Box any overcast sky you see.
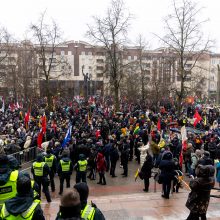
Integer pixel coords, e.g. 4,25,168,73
1,0,220,52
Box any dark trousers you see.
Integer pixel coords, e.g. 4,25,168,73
98,172,106,184
88,167,96,179
110,161,117,176
76,171,87,183
122,162,128,176
35,178,51,202
49,172,55,192
162,180,171,198
186,212,207,220
59,175,70,194
144,178,150,191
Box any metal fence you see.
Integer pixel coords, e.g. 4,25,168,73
9,147,37,166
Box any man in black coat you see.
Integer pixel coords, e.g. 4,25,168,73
110,143,119,177
140,152,153,192
159,151,175,199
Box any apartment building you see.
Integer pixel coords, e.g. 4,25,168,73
0,40,218,101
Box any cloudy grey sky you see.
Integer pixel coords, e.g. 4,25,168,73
1,0,220,51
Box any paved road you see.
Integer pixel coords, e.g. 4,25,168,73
23,160,220,220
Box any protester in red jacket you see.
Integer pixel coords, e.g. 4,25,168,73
96,150,107,185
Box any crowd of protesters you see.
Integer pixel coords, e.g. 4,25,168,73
0,96,220,219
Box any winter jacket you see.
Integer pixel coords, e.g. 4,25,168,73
198,156,213,166
96,153,106,173
110,147,119,162
150,141,160,155
186,168,215,214
159,152,175,182
57,156,73,176
140,154,153,179
3,195,45,220
191,153,199,170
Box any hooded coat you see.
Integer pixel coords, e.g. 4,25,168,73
3,195,45,220
186,165,215,214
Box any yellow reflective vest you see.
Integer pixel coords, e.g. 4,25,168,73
60,160,71,172
81,204,95,220
44,155,55,168
0,170,19,208
0,199,40,220
32,162,45,177
78,160,88,172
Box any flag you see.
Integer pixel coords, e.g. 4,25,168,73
0,98,5,113
179,126,188,168
204,115,207,126
16,102,20,110
193,110,202,127
62,124,72,148
133,124,140,135
51,120,57,133
24,109,30,129
134,168,140,181
37,129,44,148
157,118,161,131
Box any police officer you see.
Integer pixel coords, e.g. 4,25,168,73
0,173,45,220
57,150,73,195
44,148,57,192
75,154,88,183
74,182,105,220
0,155,19,210
31,154,51,202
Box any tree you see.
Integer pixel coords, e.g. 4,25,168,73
87,0,132,111
30,12,69,110
157,0,211,114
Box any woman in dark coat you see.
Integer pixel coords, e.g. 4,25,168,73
140,151,153,192
186,165,215,220
159,151,175,199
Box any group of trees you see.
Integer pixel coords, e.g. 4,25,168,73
0,0,211,113
88,0,211,113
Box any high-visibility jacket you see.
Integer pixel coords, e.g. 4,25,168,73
31,180,39,199
44,155,55,168
32,162,45,177
60,160,71,172
78,160,88,172
0,170,19,208
0,199,40,220
81,204,95,220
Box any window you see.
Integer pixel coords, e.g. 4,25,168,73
134,56,137,60
81,51,85,55
96,59,104,63
96,52,104,56
68,51,72,55
97,73,103,78
97,66,104,71
128,56,131,60
88,51,92,56
61,51,65,56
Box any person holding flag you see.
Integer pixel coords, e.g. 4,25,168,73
62,124,72,148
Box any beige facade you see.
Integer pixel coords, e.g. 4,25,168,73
0,40,218,100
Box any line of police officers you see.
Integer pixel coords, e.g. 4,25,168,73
0,149,104,220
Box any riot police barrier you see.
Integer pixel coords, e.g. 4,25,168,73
9,146,37,166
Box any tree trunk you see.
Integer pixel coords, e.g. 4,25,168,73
114,81,120,111
141,74,145,102
45,76,53,111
